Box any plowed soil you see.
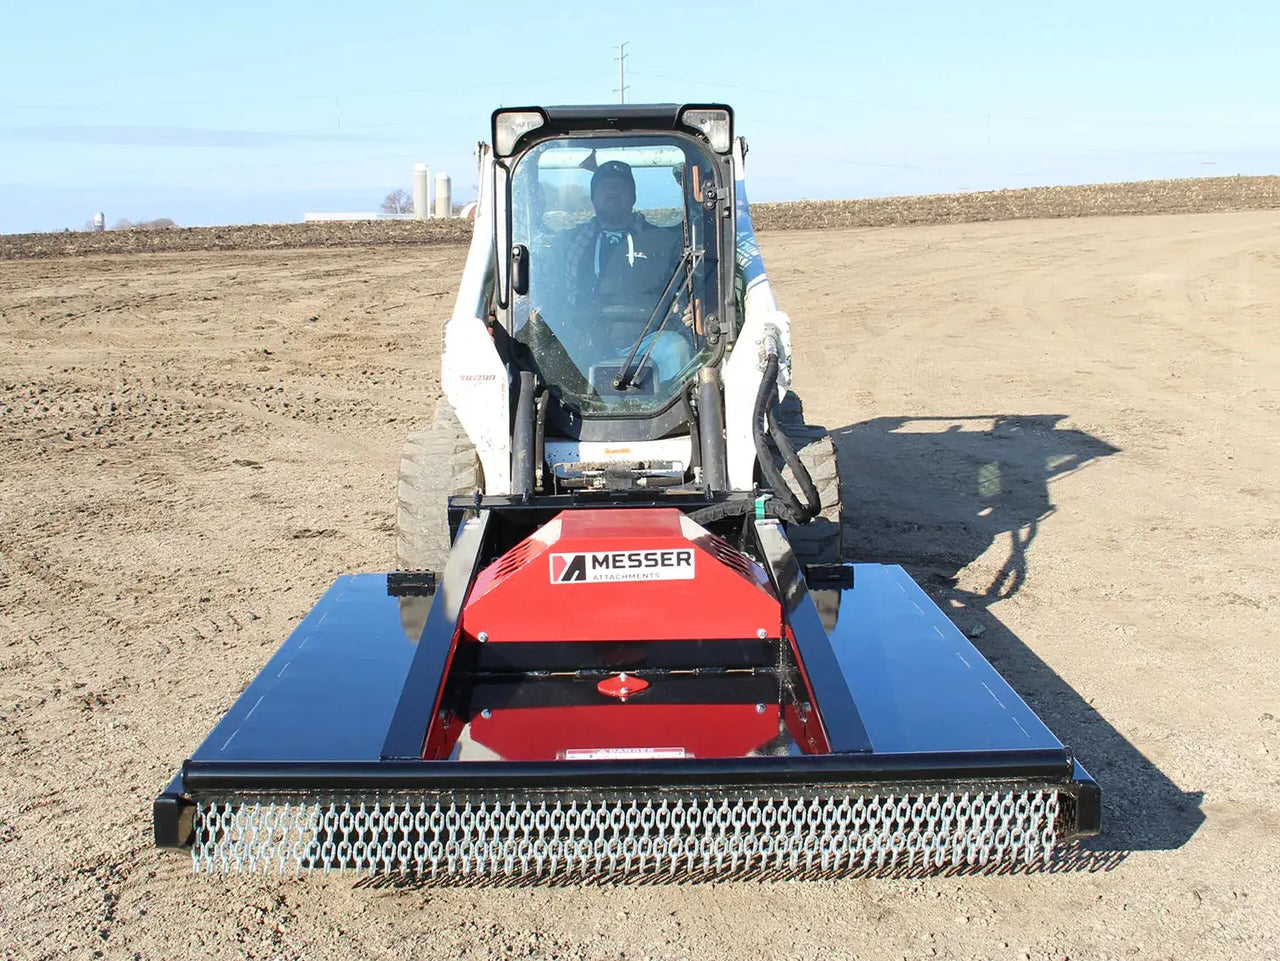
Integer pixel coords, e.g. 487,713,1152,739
4,175,1279,260
2,209,1278,960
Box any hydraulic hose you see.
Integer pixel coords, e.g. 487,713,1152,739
767,405,822,520
752,354,819,522
688,354,821,527
687,496,807,526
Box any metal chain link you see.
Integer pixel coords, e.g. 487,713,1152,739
192,789,1062,881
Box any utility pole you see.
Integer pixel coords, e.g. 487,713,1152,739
614,42,629,104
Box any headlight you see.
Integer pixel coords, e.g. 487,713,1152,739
679,106,733,153
492,109,546,157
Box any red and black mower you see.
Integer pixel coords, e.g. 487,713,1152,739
154,104,1099,882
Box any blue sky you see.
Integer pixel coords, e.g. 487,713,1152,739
2,0,1277,233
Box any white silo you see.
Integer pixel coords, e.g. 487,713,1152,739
434,172,452,218
413,163,431,220
92,212,105,232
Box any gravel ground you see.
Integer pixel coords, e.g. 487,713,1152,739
1,210,1278,959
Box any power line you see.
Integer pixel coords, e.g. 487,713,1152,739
0,74,604,113
614,43,629,105
627,70,1280,133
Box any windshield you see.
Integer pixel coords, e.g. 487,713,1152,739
509,135,719,416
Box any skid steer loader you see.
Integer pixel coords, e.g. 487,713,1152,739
399,105,839,582
153,104,1100,883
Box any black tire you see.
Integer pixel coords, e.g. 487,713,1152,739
772,391,843,568
395,398,481,640
770,391,843,633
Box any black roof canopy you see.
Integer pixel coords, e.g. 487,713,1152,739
492,103,734,157
541,103,684,130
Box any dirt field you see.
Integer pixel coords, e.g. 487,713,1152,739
2,210,1278,959
4,175,1279,261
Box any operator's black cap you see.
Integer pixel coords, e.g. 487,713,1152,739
591,160,635,196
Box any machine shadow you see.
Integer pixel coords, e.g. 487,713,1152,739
825,414,1204,857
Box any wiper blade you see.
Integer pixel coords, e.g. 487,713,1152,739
613,246,702,391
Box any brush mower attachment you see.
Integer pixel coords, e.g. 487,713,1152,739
154,502,1099,882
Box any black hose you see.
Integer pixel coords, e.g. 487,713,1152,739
768,407,821,519
688,496,808,526
752,355,814,522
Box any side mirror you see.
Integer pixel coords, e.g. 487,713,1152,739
512,244,530,296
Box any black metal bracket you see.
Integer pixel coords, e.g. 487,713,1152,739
804,563,855,591
181,750,1078,794
153,774,195,847
386,570,436,597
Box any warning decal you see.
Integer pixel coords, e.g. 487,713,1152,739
549,549,695,584
562,747,688,760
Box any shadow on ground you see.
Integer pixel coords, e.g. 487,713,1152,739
826,413,1204,857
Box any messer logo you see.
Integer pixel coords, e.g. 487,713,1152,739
550,549,695,583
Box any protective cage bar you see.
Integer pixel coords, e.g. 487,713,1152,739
190,782,1088,882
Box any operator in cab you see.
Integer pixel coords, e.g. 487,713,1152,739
550,159,694,386
555,160,680,310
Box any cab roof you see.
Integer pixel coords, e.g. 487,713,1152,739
492,104,734,157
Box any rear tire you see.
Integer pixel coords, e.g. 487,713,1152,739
396,398,481,639
772,391,843,568
771,390,844,633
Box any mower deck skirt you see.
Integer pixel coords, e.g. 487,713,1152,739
155,566,1100,878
